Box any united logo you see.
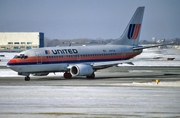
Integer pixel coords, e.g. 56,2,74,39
127,24,141,40
45,50,50,54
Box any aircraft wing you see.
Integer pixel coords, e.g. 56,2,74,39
133,43,174,50
91,59,135,69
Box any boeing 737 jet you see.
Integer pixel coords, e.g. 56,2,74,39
7,7,169,81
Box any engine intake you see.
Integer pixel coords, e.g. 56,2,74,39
70,64,93,76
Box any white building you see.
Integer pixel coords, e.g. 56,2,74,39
0,32,44,52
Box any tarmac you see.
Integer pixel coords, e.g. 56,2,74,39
0,66,180,117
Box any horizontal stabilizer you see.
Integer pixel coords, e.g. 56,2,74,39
133,43,174,50
125,62,134,65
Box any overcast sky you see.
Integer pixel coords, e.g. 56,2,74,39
0,0,179,40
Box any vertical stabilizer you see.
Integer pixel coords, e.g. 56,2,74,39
108,7,145,46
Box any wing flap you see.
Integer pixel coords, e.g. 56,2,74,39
92,59,135,68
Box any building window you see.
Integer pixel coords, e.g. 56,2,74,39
27,42,32,44
20,46,25,49
14,46,19,49
33,46,38,48
1,46,6,49
21,42,26,44
8,42,13,44
14,42,19,44
26,46,32,49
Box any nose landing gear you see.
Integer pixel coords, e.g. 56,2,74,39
18,72,30,81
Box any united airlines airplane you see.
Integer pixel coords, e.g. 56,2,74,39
7,7,169,81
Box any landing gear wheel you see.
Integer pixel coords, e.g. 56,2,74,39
86,73,95,79
63,72,72,79
25,76,30,81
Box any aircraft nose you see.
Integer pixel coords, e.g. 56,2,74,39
7,59,17,67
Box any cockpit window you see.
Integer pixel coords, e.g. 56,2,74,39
14,55,20,58
14,54,28,59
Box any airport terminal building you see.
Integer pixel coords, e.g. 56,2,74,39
0,32,44,52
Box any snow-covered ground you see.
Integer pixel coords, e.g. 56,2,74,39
0,52,17,66
120,48,180,66
0,69,64,77
136,48,180,61
122,81,180,87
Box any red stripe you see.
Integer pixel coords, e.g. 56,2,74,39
136,24,141,39
132,25,138,39
132,24,137,39
9,52,140,64
132,24,141,39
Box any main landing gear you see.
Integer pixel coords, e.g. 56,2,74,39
63,72,95,79
63,71,72,79
25,76,30,81
86,73,95,79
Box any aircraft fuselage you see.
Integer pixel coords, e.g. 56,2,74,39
7,45,142,73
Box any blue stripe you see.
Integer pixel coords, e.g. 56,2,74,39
128,24,135,39
45,50,48,54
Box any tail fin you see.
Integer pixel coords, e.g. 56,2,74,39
108,7,145,46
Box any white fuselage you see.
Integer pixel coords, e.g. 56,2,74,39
7,45,142,73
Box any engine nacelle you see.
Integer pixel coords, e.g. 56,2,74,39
32,72,49,76
70,64,93,76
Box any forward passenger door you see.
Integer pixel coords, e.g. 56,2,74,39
35,52,42,64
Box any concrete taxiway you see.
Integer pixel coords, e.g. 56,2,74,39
0,66,180,117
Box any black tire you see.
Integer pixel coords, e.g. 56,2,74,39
25,76,30,81
64,72,72,79
86,73,95,79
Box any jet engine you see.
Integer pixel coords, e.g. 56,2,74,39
70,64,93,76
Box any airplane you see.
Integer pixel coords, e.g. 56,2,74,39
7,6,170,81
